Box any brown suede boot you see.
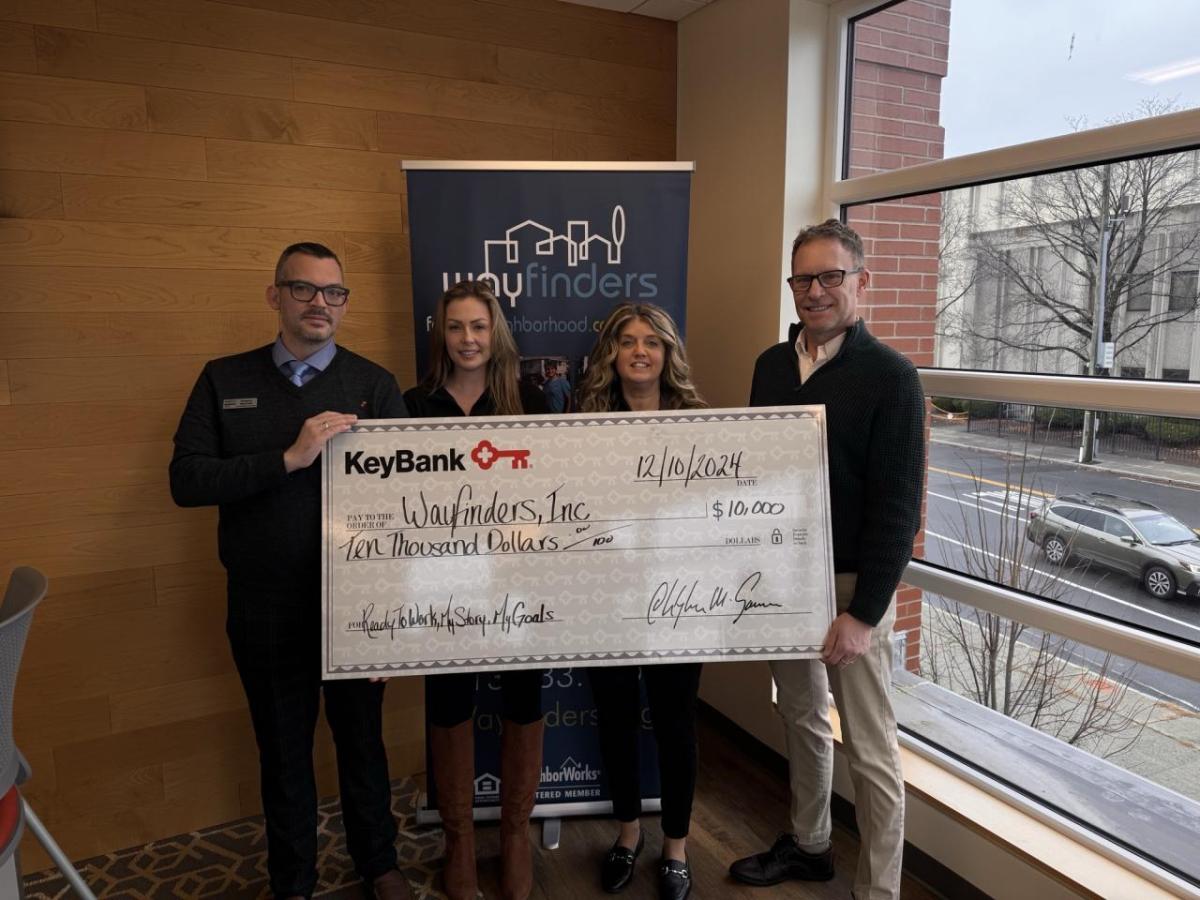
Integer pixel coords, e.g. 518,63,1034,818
499,718,545,900
429,721,478,900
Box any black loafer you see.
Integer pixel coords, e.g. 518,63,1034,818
657,858,691,900
601,830,645,893
728,833,834,886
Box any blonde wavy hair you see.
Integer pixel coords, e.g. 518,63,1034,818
418,280,523,415
576,303,705,412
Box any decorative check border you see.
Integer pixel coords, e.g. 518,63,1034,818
328,644,827,675
348,407,824,434
322,406,831,676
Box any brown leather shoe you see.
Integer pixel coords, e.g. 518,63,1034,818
499,718,545,900
366,868,415,900
430,721,478,900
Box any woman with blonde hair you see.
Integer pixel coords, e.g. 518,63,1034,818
576,302,704,900
404,280,547,900
575,303,704,414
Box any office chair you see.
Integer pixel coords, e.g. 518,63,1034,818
0,567,96,899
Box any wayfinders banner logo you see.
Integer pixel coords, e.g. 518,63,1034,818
405,168,692,383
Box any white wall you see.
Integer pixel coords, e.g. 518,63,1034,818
781,0,836,338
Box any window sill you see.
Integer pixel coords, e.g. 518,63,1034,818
875,676,1199,898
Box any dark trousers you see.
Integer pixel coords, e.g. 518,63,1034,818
426,669,544,728
227,586,397,899
588,663,703,839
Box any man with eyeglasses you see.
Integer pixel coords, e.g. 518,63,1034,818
729,219,925,900
170,242,414,900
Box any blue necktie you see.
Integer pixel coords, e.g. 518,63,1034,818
286,360,313,387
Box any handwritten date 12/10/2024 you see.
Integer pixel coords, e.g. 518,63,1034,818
635,444,746,488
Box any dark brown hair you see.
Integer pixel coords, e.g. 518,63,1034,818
420,280,523,416
273,242,343,282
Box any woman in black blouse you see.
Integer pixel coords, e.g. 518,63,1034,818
405,280,547,900
576,302,706,900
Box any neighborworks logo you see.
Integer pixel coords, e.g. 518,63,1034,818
540,757,600,785
344,440,532,477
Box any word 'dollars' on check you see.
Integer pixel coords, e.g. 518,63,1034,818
321,407,835,678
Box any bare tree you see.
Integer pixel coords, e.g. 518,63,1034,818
938,101,1200,379
921,441,1151,758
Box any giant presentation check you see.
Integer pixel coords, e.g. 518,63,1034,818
321,406,834,678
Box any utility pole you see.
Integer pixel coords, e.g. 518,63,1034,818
1079,167,1127,464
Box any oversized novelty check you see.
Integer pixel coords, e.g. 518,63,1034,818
321,407,834,678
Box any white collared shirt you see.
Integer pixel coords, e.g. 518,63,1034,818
794,329,846,384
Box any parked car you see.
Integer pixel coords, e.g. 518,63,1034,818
1026,492,1200,600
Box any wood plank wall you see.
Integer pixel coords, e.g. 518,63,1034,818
0,0,676,868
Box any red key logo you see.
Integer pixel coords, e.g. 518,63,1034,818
471,439,532,470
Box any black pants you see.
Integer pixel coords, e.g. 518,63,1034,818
425,669,543,728
227,586,397,899
588,663,703,839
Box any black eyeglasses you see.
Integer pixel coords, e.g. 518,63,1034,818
786,268,863,292
276,280,351,306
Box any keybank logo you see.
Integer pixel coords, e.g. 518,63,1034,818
540,756,600,785
344,448,465,476
345,440,532,478
438,205,659,308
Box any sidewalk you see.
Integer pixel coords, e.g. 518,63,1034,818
930,421,1200,490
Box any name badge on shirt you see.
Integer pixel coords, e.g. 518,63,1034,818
222,398,258,410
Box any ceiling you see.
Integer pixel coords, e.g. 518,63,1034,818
558,0,841,22
557,0,716,22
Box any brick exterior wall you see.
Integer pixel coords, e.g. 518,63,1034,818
846,0,950,672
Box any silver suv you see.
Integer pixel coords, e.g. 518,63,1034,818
1026,492,1200,600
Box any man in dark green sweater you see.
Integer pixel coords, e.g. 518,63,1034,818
729,220,925,900
170,243,413,900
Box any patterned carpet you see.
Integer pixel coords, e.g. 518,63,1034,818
21,778,445,899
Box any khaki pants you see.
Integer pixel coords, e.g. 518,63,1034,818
769,573,904,900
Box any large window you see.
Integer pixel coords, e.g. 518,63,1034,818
833,2,1200,890
847,158,1200,381
850,0,1200,172
918,398,1200,637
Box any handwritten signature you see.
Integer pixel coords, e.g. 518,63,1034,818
646,572,780,628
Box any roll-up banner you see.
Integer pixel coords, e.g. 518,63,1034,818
402,161,694,828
